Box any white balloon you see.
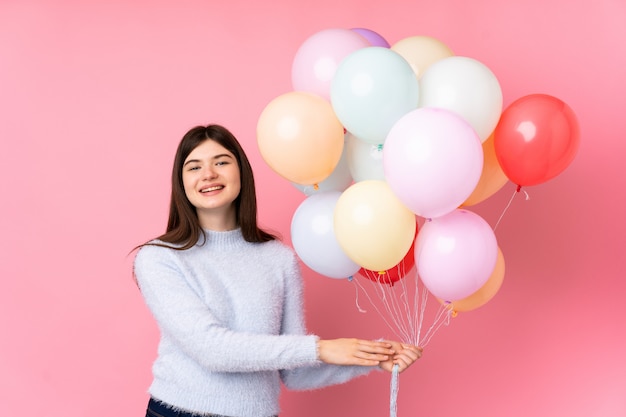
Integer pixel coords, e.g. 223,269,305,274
291,192,360,279
419,56,503,142
345,132,385,182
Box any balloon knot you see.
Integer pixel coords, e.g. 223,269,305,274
378,270,386,275
313,183,319,190
516,184,522,192
377,143,383,151
347,275,353,282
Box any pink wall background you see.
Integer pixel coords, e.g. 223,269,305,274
1,0,624,416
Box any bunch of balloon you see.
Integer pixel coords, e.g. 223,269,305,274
256,27,513,417
258,27,580,417
256,27,506,346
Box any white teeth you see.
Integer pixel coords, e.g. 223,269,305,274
201,186,223,193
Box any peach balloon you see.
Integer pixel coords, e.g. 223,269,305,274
334,180,416,272
463,133,509,206
447,247,505,313
391,35,454,79
257,91,344,186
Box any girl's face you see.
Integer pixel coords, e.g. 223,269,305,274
182,139,241,230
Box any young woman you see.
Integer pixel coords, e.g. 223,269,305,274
134,124,422,417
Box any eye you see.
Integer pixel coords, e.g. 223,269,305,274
187,165,201,171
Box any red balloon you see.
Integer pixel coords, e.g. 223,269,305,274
494,94,580,187
358,224,417,286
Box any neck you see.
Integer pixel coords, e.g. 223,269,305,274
197,208,237,231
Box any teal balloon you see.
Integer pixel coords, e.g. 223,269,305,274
331,47,419,144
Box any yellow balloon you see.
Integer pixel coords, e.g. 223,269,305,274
257,91,344,185
445,247,505,313
391,36,454,79
334,180,416,271
463,133,509,206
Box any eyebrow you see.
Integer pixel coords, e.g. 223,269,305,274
183,153,234,167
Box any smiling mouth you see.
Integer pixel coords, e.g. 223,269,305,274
200,186,224,193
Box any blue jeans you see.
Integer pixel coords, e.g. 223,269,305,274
146,398,226,417
145,397,278,417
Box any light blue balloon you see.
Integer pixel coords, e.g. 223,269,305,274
331,47,419,144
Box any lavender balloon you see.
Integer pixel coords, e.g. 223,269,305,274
291,192,360,279
351,28,390,47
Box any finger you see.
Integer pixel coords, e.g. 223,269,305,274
362,340,394,350
355,351,391,362
392,359,409,373
401,348,421,361
393,354,414,367
352,357,382,367
400,345,423,358
400,343,422,351
358,341,395,355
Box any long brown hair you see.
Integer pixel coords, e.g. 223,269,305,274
141,124,276,251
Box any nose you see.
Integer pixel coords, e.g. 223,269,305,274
202,166,218,180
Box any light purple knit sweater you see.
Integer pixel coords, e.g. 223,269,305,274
134,228,374,417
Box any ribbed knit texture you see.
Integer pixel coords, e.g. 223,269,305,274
134,228,374,417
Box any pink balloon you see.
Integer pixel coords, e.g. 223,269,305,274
292,28,370,100
383,108,483,219
350,28,390,47
415,209,498,301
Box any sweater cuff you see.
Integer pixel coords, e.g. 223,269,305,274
312,335,321,362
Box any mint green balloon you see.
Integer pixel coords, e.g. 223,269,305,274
331,47,419,144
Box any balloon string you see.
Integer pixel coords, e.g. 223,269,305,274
377,268,413,342
390,364,400,417
415,279,430,346
349,276,367,313
411,273,422,345
352,266,453,346
394,267,418,343
367,271,411,342
493,185,530,231
352,274,407,342
392,268,423,345
379,269,415,343
418,304,452,348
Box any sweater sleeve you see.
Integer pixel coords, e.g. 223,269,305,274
279,252,378,390
134,244,319,373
